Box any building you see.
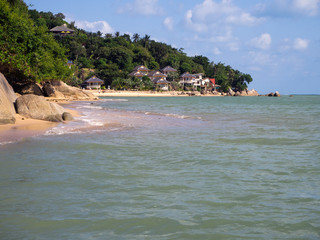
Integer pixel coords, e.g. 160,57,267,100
179,72,196,87
82,76,104,89
148,71,169,90
161,66,177,75
49,24,75,35
129,65,150,79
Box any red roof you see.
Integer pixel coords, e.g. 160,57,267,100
209,78,215,85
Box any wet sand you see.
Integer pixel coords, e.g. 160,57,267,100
0,108,80,144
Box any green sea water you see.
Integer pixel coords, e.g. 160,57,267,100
1,95,319,239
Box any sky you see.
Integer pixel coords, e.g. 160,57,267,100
24,0,320,94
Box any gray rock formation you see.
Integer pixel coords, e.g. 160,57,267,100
62,112,74,121
20,83,43,96
274,91,280,97
15,94,65,122
50,80,97,100
42,82,55,97
0,73,17,124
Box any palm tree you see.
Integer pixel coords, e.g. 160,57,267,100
132,33,140,43
142,34,150,49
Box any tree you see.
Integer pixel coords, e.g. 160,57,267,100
0,0,71,90
132,33,140,43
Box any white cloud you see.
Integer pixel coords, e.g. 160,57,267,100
255,0,320,17
118,0,162,15
213,47,222,55
251,33,272,50
163,17,174,31
185,0,264,31
184,9,208,32
293,0,320,16
293,38,309,50
75,20,114,34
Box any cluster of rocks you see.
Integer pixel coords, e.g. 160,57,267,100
227,88,259,96
20,80,97,100
0,72,96,125
265,91,281,97
227,88,280,97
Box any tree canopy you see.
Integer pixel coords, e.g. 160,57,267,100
0,0,253,92
0,0,71,89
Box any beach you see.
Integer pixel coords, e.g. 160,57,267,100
89,90,225,97
0,107,80,144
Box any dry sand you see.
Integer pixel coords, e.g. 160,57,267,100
91,90,188,97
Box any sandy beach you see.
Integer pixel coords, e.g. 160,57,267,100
90,90,188,97
89,90,225,97
0,107,79,144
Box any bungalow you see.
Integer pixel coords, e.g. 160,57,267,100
49,24,75,35
161,66,177,75
148,71,169,90
129,65,150,79
82,76,104,89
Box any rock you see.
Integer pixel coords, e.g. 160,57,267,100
274,91,280,97
20,83,43,96
50,80,97,100
228,88,235,96
15,94,65,122
0,73,16,124
0,88,16,124
62,112,74,121
247,89,259,96
267,92,274,97
0,72,17,103
42,82,56,97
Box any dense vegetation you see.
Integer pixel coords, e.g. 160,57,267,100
0,0,71,90
0,0,253,92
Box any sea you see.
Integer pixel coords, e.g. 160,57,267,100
0,95,319,239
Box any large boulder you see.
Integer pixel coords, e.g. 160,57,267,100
0,73,16,124
42,82,56,97
274,91,281,97
50,80,97,100
15,94,65,122
247,89,259,96
227,87,235,96
20,83,43,96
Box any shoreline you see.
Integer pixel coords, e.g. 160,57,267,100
90,90,223,97
0,106,80,145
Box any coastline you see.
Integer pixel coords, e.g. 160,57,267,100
0,106,80,145
90,90,223,97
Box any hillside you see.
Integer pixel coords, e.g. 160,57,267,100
0,0,253,92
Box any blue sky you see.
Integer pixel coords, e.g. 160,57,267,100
25,0,320,94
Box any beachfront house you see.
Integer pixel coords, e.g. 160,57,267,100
49,24,75,35
179,72,196,88
128,65,150,79
82,76,104,89
148,71,169,90
161,66,177,75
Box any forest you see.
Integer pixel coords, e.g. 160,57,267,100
0,0,253,92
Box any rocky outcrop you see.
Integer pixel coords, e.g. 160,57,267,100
49,80,97,100
42,82,55,97
15,94,66,122
266,91,281,97
227,88,235,96
20,83,43,96
274,91,280,97
0,73,17,124
247,89,259,96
